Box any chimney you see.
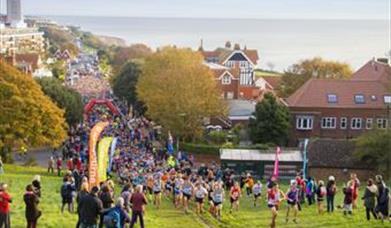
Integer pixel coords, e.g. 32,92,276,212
198,38,204,51
376,58,389,65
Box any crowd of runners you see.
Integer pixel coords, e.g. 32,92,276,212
0,103,390,228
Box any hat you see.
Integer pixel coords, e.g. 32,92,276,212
290,180,296,186
328,176,335,181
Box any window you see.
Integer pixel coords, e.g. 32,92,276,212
340,117,347,129
351,118,362,130
239,61,249,68
296,116,313,130
384,95,391,104
327,94,338,103
377,118,388,129
225,61,234,68
226,92,234,99
354,94,365,104
222,74,231,85
321,117,337,129
366,118,373,129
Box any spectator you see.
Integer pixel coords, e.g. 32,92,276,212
24,184,41,228
129,185,147,228
0,183,12,228
362,178,378,221
32,175,41,198
326,176,337,213
78,186,103,228
48,156,55,174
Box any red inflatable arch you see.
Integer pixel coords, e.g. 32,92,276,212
84,99,120,118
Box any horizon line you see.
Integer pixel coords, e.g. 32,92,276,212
26,14,389,21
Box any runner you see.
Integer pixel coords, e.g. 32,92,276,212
316,180,327,214
173,174,183,208
212,182,225,221
194,182,208,214
267,183,285,228
152,173,163,209
229,182,241,213
182,176,194,213
285,180,299,224
252,180,262,207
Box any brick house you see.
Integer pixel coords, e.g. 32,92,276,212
201,44,261,100
287,59,391,146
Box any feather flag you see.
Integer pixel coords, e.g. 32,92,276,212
273,147,281,179
167,131,174,155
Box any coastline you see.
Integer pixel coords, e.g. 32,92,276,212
96,35,127,47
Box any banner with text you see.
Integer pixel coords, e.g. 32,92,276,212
97,137,113,182
88,121,109,189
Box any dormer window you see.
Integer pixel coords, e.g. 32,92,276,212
327,94,338,103
222,74,231,85
354,94,365,104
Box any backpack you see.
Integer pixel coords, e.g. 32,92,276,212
103,208,120,228
320,186,327,196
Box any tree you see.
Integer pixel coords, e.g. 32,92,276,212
0,61,67,161
278,57,352,97
249,93,290,145
112,61,145,114
36,77,84,126
111,44,152,69
137,47,226,141
355,130,391,180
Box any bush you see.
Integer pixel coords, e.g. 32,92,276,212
181,143,220,155
221,142,234,149
208,131,227,144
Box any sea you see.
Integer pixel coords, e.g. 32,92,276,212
47,16,390,71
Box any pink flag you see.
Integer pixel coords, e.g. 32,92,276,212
273,147,281,179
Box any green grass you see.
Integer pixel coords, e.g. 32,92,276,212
0,164,389,228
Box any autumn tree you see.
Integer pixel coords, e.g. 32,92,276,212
36,77,84,126
355,130,391,180
111,44,152,69
137,47,226,141
249,93,290,146
0,61,67,161
278,57,352,97
112,61,145,114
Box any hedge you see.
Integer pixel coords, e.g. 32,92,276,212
180,143,270,155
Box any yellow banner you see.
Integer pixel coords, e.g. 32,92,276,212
97,137,113,182
88,121,109,189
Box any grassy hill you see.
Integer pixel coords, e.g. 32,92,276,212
0,164,388,228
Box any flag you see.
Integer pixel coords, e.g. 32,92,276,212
302,139,309,179
97,137,113,182
167,131,174,155
88,121,109,189
273,147,281,179
108,137,118,172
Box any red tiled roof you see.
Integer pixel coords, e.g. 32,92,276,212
15,53,40,71
243,49,259,65
262,76,281,89
352,60,391,84
287,78,390,108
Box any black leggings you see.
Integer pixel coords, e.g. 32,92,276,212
326,195,334,212
366,208,377,221
130,211,144,228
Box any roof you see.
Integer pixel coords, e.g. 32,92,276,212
287,78,390,109
220,148,302,162
262,76,281,89
15,53,40,71
201,48,259,65
227,100,256,117
352,60,391,84
308,139,368,169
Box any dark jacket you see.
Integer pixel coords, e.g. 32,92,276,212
99,191,114,209
24,192,41,221
78,193,103,225
362,184,377,209
32,180,41,198
343,187,353,204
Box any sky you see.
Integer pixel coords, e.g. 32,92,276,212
0,0,390,19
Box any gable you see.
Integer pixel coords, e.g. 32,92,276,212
228,52,248,61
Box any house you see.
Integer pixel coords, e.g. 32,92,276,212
255,76,282,99
201,43,261,100
287,59,391,146
54,49,71,61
